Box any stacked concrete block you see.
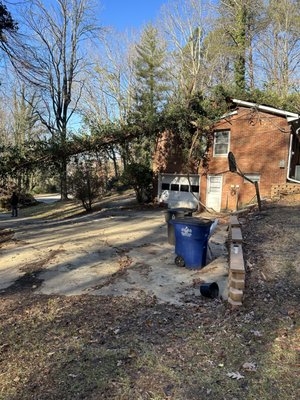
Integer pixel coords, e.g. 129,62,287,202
228,216,245,307
271,183,300,198
229,215,240,227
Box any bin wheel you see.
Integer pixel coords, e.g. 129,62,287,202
175,256,185,268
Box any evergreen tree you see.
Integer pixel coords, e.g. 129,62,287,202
133,24,169,136
0,1,17,41
129,24,170,165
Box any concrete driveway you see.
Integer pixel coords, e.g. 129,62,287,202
0,206,228,304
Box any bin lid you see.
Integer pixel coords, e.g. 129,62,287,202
169,217,213,227
164,208,194,216
166,207,194,212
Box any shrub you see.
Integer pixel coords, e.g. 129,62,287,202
121,163,153,204
0,192,38,209
69,165,104,212
106,177,129,192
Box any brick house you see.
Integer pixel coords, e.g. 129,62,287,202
200,99,300,211
155,99,300,211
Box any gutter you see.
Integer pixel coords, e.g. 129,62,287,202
287,128,300,184
232,99,299,122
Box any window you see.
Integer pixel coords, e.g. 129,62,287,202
244,174,260,183
170,184,179,191
213,130,230,156
161,183,170,190
180,185,189,192
191,185,200,193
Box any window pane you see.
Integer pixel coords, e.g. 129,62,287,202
215,144,228,155
161,183,170,190
214,131,229,155
170,184,179,191
191,185,199,193
215,131,229,144
180,185,189,192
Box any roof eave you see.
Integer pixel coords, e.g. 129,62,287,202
232,98,299,120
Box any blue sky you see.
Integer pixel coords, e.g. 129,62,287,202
6,0,167,32
100,0,167,31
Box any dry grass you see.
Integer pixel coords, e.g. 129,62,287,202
17,200,84,220
0,292,298,400
16,190,137,221
0,196,299,400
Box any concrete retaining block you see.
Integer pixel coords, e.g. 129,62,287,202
229,276,245,290
228,297,243,308
228,225,245,308
229,215,240,227
231,227,243,243
230,244,244,271
229,287,243,302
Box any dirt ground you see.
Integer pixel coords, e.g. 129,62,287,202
0,194,228,303
0,194,299,400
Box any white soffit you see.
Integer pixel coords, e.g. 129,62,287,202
232,99,299,122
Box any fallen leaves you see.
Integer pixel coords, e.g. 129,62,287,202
226,371,244,380
242,362,257,372
0,229,14,245
250,330,263,337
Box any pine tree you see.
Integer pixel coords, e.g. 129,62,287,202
129,24,170,165
133,24,169,133
0,1,17,41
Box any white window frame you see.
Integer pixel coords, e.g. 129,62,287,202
244,174,260,183
213,130,230,157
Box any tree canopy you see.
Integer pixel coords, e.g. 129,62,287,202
0,0,299,202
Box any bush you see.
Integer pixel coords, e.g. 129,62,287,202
19,193,38,207
0,192,38,209
69,165,104,212
106,177,129,192
121,163,153,204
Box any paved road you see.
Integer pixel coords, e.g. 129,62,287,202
34,193,61,204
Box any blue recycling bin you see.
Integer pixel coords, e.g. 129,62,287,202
164,208,194,245
170,217,213,269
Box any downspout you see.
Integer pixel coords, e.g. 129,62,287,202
287,128,300,183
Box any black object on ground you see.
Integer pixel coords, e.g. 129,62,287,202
175,255,185,267
200,282,219,299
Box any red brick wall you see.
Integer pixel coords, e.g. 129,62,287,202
200,107,291,210
152,130,197,174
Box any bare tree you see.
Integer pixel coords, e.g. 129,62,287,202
82,30,137,169
255,0,300,96
12,85,40,146
161,0,216,100
7,0,101,199
83,30,137,124
0,97,12,146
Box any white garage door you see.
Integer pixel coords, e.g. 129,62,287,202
158,174,200,209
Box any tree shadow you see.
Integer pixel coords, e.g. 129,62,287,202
0,201,299,399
